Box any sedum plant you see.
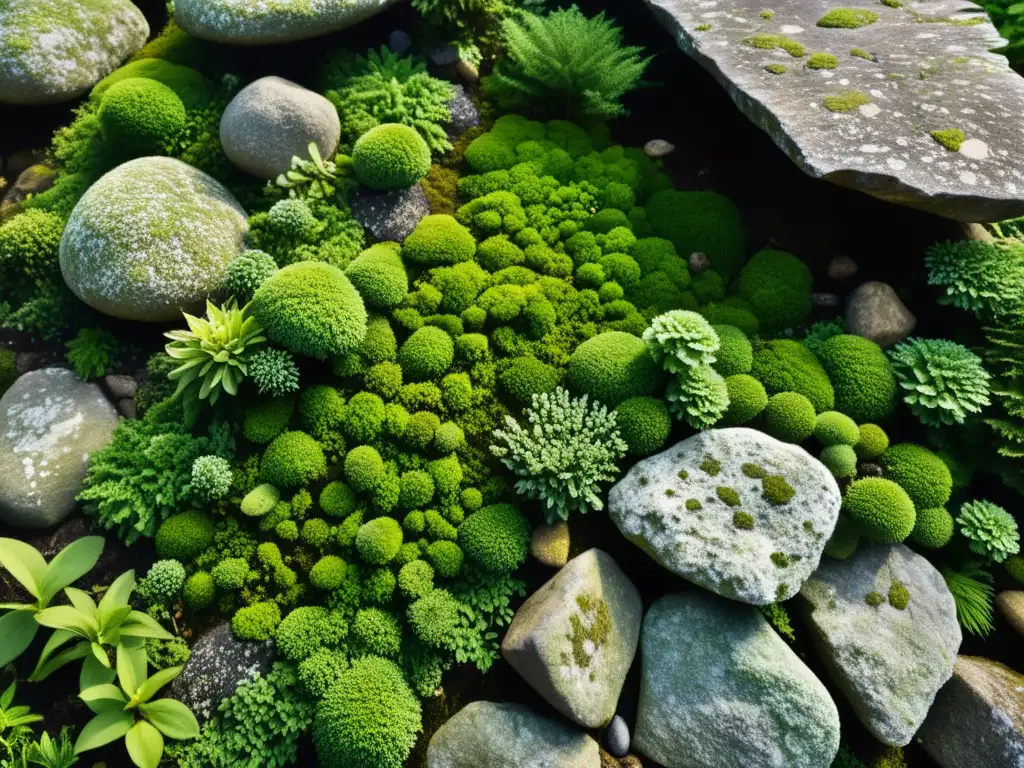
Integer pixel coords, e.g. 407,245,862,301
274,142,351,201
75,643,198,768
491,386,627,522
0,536,105,667
956,499,1020,564
643,309,719,373
888,338,990,427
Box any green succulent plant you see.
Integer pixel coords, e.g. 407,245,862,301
957,499,1020,564
888,338,990,427
274,142,353,201
642,309,720,374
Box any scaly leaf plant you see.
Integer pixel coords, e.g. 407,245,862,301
74,644,198,768
274,141,354,201
0,681,43,764
0,537,105,667
30,570,173,686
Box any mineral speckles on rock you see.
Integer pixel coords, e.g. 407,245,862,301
639,0,1024,221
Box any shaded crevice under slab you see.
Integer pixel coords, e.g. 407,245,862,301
642,0,1024,221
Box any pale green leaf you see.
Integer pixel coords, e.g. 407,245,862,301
126,720,164,768
0,538,46,599
140,698,199,740
0,609,38,666
135,666,182,703
74,709,133,754
38,536,104,606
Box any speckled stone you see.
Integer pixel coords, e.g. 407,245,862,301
445,85,481,139
0,0,148,105
175,0,404,44
530,521,570,567
996,591,1024,637
644,139,676,158
641,0,1024,221
827,255,859,280
0,368,118,529
350,183,431,242
845,281,916,347
604,715,630,758
59,156,249,322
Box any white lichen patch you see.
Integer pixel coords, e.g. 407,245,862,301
860,104,882,117
959,138,989,159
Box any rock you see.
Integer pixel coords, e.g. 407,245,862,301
800,543,960,746
688,251,711,274
15,351,62,376
445,85,482,139
530,521,570,568
620,757,642,768
640,0,1024,221
812,292,840,308
635,592,840,768
0,0,148,105
844,281,917,348
456,58,480,84
388,29,412,55
608,427,841,604
426,701,600,768
918,655,1024,768
350,183,431,242
644,139,675,158
604,715,630,758
59,156,248,322
1,164,57,220
103,374,137,400
170,621,275,722
5,149,46,179
996,591,1024,636
502,549,641,729
827,255,859,281
116,398,137,420
430,45,460,67
220,76,341,181
0,368,119,529
175,0,404,44
960,222,995,242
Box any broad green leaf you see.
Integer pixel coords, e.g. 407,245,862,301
0,538,46,599
74,709,133,754
79,683,128,715
64,587,98,617
0,601,33,611
119,611,173,641
126,720,163,768
91,641,111,668
98,606,134,641
30,639,89,682
139,698,199,740
98,570,135,627
117,643,148,698
135,666,183,703
30,628,78,676
38,536,104,606
80,651,117,690
35,605,98,637
0,609,39,666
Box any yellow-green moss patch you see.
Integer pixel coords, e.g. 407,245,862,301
765,63,787,74
888,580,909,609
742,463,768,478
770,552,790,568
696,23,712,31
881,0,902,7
567,594,613,670
865,590,885,606
733,511,755,529
686,498,702,511
700,456,722,476
930,128,965,151
807,52,839,69
762,475,795,504
760,9,775,18
717,486,741,506
743,34,807,57
822,90,872,112
817,8,880,27
850,47,876,61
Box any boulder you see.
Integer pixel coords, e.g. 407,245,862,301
608,427,841,604
175,0,404,45
640,0,1024,221
350,183,431,242
800,543,961,746
0,368,118,529
445,85,482,138
59,157,249,322
220,76,341,181
918,655,1024,768
996,590,1024,637
426,701,600,768
635,592,840,768
169,621,276,722
844,281,916,348
0,0,148,105
501,549,641,728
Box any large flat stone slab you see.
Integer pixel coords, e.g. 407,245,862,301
642,0,1024,221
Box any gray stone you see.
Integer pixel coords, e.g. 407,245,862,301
502,549,641,729
350,183,431,242
0,368,118,529
445,85,482,139
635,592,840,768
800,543,961,746
388,29,412,55
812,291,840,308
220,76,341,181
426,701,600,768
60,157,249,322
827,255,859,280
688,251,711,274
170,621,275,722
640,0,1024,222
996,590,1024,637
116,398,137,420
103,374,137,400
604,715,630,758
15,351,62,375
0,0,148,105
845,281,916,348
530,521,570,568
1,164,56,220
175,0,404,44
961,221,995,242
430,45,460,66
608,428,841,604
644,139,676,158
919,655,1024,768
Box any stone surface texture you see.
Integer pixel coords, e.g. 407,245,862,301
0,0,148,104
350,183,431,242
800,543,961,745
635,592,840,768
641,0,1024,221
175,0,404,44
996,590,1024,636
59,156,249,322
530,521,570,567
502,549,641,729
426,701,600,768
608,427,841,604
844,281,917,347
0,368,118,529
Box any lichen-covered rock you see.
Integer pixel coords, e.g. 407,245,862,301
918,655,1024,768
0,0,148,105
641,0,1024,221
501,549,641,729
59,157,249,322
175,0,404,45
608,427,841,604
220,76,341,180
800,543,961,746
635,592,840,768
426,701,600,768
0,368,118,529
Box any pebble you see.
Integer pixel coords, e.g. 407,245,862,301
644,139,675,158
388,30,412,55
827,255,859,280
605,715,630,758
812,292,840,308
104,374,138,400
455,58,479,84
688,251,711,275
844,281,916,348
529,521,570,567
430,45,460,67
995,591,1024,636
117,398,138,419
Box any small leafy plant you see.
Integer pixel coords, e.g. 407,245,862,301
65,327,120,380
27,729,78,768
274,142,353,201
0,681,43,763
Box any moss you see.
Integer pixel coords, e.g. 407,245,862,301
807,53,839,69
762,475,795,505
678,470,689,480
568,594,613,669
930,128,965,152
850,47,876,60
696,23,712,31
665,488,676,497
743,35,807,57
817,8,880,27
686,498,702,511
823,91,872,112
743,463,768,479
733,511,755,529
913,13,984,25
770,552,790,568
881,0,902,6
761,9,775,18
865,591,885,607
765,64,787,75
700,456,722,476
717,487,741,506
888,580,909,610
